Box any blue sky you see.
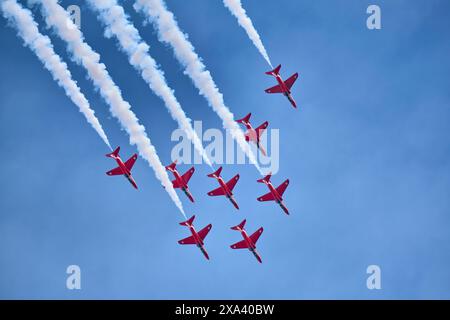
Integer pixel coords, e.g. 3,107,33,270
1,0,450,299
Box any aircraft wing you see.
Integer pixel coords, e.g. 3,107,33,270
256,121,269,136
257,191,275,202
284,73,298,90
231,239,249,249
208,186,226,196
106,166,124,176
249,227,263,244
124,154,138,171
178,235,197,245
197,224,212,241
265,84,284,94
226,174,240,191
182,167,195,184
276,179,290,196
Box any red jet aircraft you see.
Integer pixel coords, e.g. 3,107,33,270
264,64,298,108
230,219,263,263
257,174,290,215
178,215,212,260
207,167,240,210
165,160,195,202
236,113,269,156
105,146,138,189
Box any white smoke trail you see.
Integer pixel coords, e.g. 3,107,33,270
222,0,273,68
1,0,112,150
87,0,212,167
134,0,262,174
36,0,185,216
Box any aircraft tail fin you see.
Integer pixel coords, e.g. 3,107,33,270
165,160,177,172
236,113,252,124
257,173,272,184
265,64,281,76
106,146,120,158
207,166,223,178
179,215,195,227
231,219,246,231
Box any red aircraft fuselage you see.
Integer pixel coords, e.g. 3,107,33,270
236,113,268,156
236,228,261,263
178,215,211,260
273,73,296,108
230,220,263,263
166,161,195,202
211,179,238,210
207,167,240,210
106,147,138,189
265,65,298,109
186,225,209,259
111,156,137,189
217,176,238,209
257,175,289,215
